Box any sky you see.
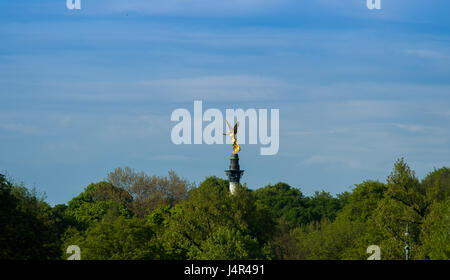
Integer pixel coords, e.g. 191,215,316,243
1,0,449,206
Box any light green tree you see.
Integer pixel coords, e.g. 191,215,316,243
374,159,430,259
62,216,161,260
160,176,275,260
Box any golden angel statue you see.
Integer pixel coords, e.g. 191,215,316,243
224,120,240,154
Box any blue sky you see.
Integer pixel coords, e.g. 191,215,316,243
1,0,449,205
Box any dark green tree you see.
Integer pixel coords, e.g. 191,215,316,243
254,182,308,228
304,190,348,223
0,174,60,259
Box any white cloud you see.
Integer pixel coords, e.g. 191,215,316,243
101,0,289,16
0,123,39,134
45,75,285,102
293,82,450,103
392,123,432,132
303,155,332,165
286,131,313,136
328,127,350,134
137,75,283,88
151,154,190,161
403,49,444,59
303,155,361,169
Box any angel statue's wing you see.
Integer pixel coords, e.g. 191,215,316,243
234,121,239,135
225,120,233,132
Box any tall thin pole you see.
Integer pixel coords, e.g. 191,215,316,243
404,222,410,260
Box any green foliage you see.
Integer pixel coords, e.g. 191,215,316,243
421,167,450,203
417,200,449,259
334,181,387,259
198,227,262,260
72,200,131,226
62,216,161,260
288,180,389,260
303,190,348,223
373,159,427,259
65,181,132,230
51,204,77,241
254,183,348,229
267,221,300,260
284,162,449,261
160,176,275,260
0,174,61,259
291,218,365,260
1,161,448,260
415,167,450,260
337,181,386,223
254,182,308,228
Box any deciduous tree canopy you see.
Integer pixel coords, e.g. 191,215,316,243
0,159,448,260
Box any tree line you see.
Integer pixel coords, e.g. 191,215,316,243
0,159,448,260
